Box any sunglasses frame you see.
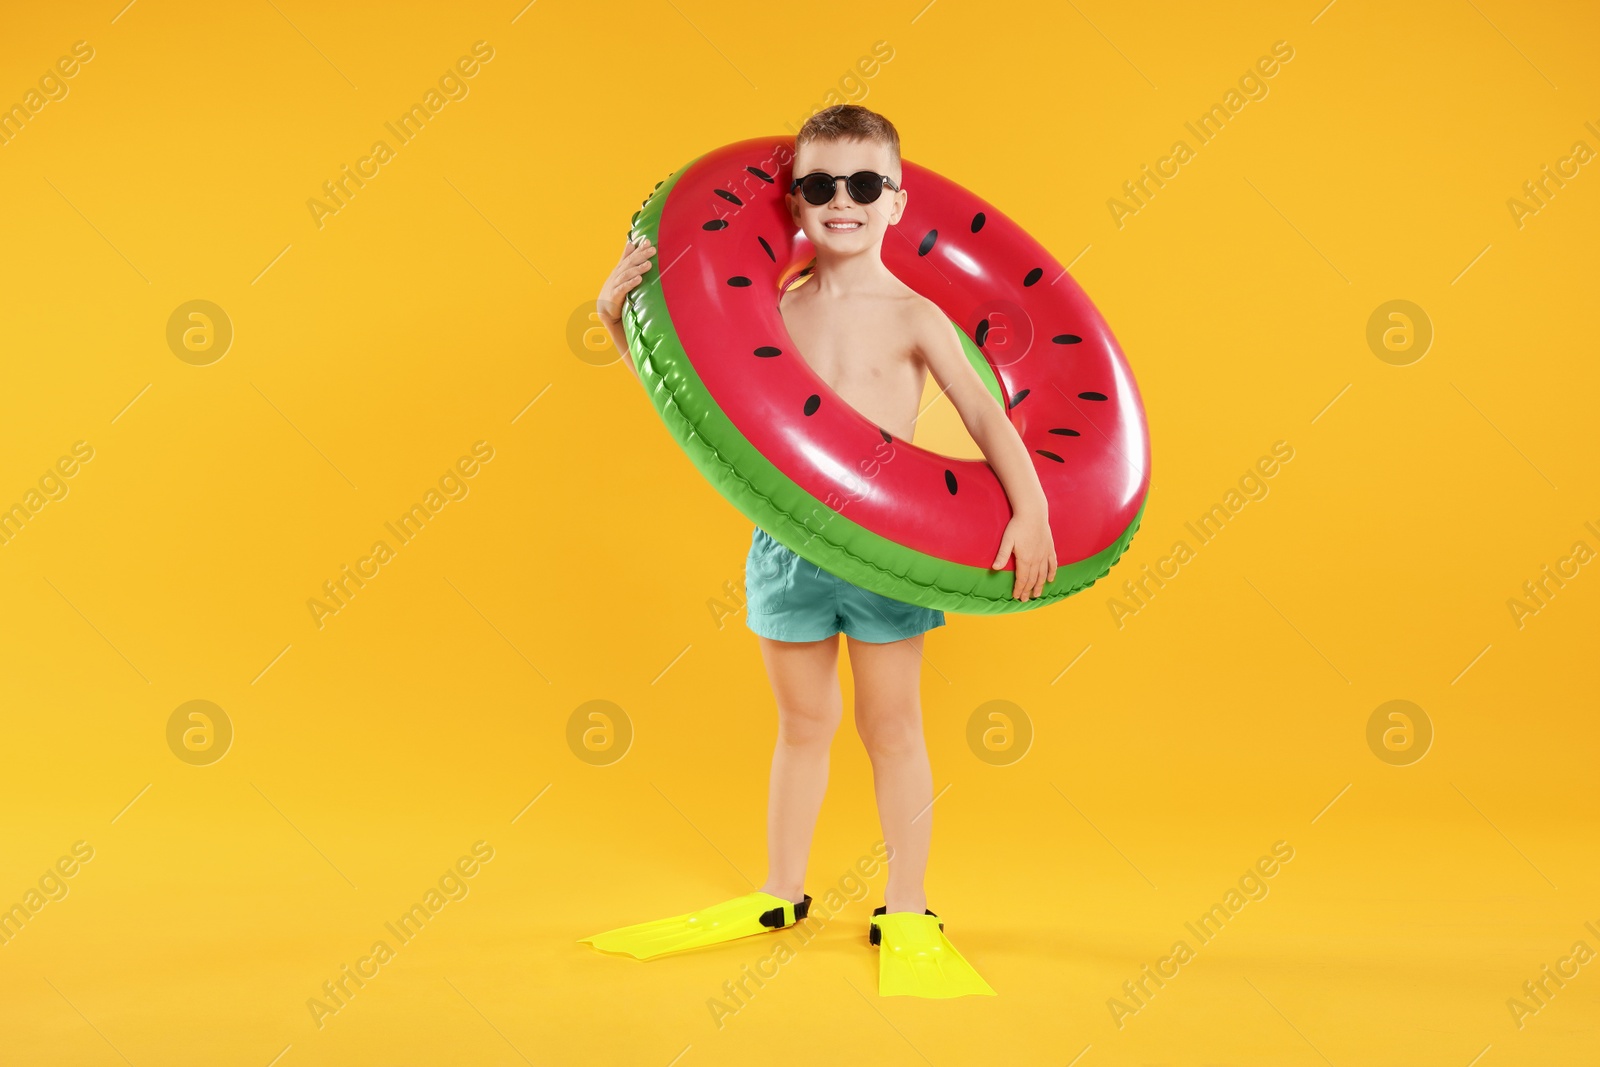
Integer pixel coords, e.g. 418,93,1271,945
789,170,902,206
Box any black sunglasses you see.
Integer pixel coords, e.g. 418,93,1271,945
789,171,901,206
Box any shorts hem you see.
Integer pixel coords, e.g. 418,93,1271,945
840,617,946,644
744,615,840,643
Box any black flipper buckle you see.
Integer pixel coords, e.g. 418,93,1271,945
760,894,813,930
868,905,941,945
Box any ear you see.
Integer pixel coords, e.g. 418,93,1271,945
887,187,908,225
787,191,802,226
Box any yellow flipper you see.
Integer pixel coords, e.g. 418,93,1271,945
871,910,996,998
580,891,810,960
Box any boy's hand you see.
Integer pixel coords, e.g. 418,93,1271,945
992,509,1058,601
597,236,656,325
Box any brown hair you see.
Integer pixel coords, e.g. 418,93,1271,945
795,104,901,171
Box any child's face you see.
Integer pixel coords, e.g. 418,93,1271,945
786,137,906,254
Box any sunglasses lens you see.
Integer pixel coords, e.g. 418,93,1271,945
800,174,835,205
846,172,884,204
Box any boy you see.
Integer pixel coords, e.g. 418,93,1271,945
586,105,1055,997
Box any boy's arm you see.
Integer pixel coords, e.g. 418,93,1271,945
915,304,1058,601
597,236,656,380
600,313,636,381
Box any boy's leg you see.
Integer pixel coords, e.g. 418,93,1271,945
846,633,932,915
756,633,843,903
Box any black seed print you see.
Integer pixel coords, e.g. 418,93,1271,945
758,236,775,261
1023,267,1043,286
715,189,743,205
975,318,990,346
1008,388,1031,407
1078,391,1107,401
803,394,821,416
746,166,773,182
1035,449,1064,463
727,277,752,287
1049,428,1081,437
944,469,958,495
918,230,938,256
971,212,986,232
879,427,892,443
754,346,782,357
703,219,729,230
1052,334,1082,345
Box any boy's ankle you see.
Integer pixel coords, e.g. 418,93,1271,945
759,882,807,905
883,891,928,914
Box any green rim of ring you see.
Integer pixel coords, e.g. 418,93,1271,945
623,161,1146,614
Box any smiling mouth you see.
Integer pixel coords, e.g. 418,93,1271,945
824,220,863,232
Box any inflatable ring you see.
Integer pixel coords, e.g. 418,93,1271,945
623,137,1149,614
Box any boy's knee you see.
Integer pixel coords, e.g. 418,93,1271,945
855,713,923,758
778,702,841,745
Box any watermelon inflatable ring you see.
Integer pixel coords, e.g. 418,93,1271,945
622,137,1149,615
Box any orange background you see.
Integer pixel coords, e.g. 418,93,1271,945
1,1,1595,1064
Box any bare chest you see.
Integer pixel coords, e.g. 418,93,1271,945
778,292,925,439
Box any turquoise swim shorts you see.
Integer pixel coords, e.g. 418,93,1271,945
744,526,946,644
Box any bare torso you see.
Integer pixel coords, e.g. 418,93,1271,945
777,272,932,443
